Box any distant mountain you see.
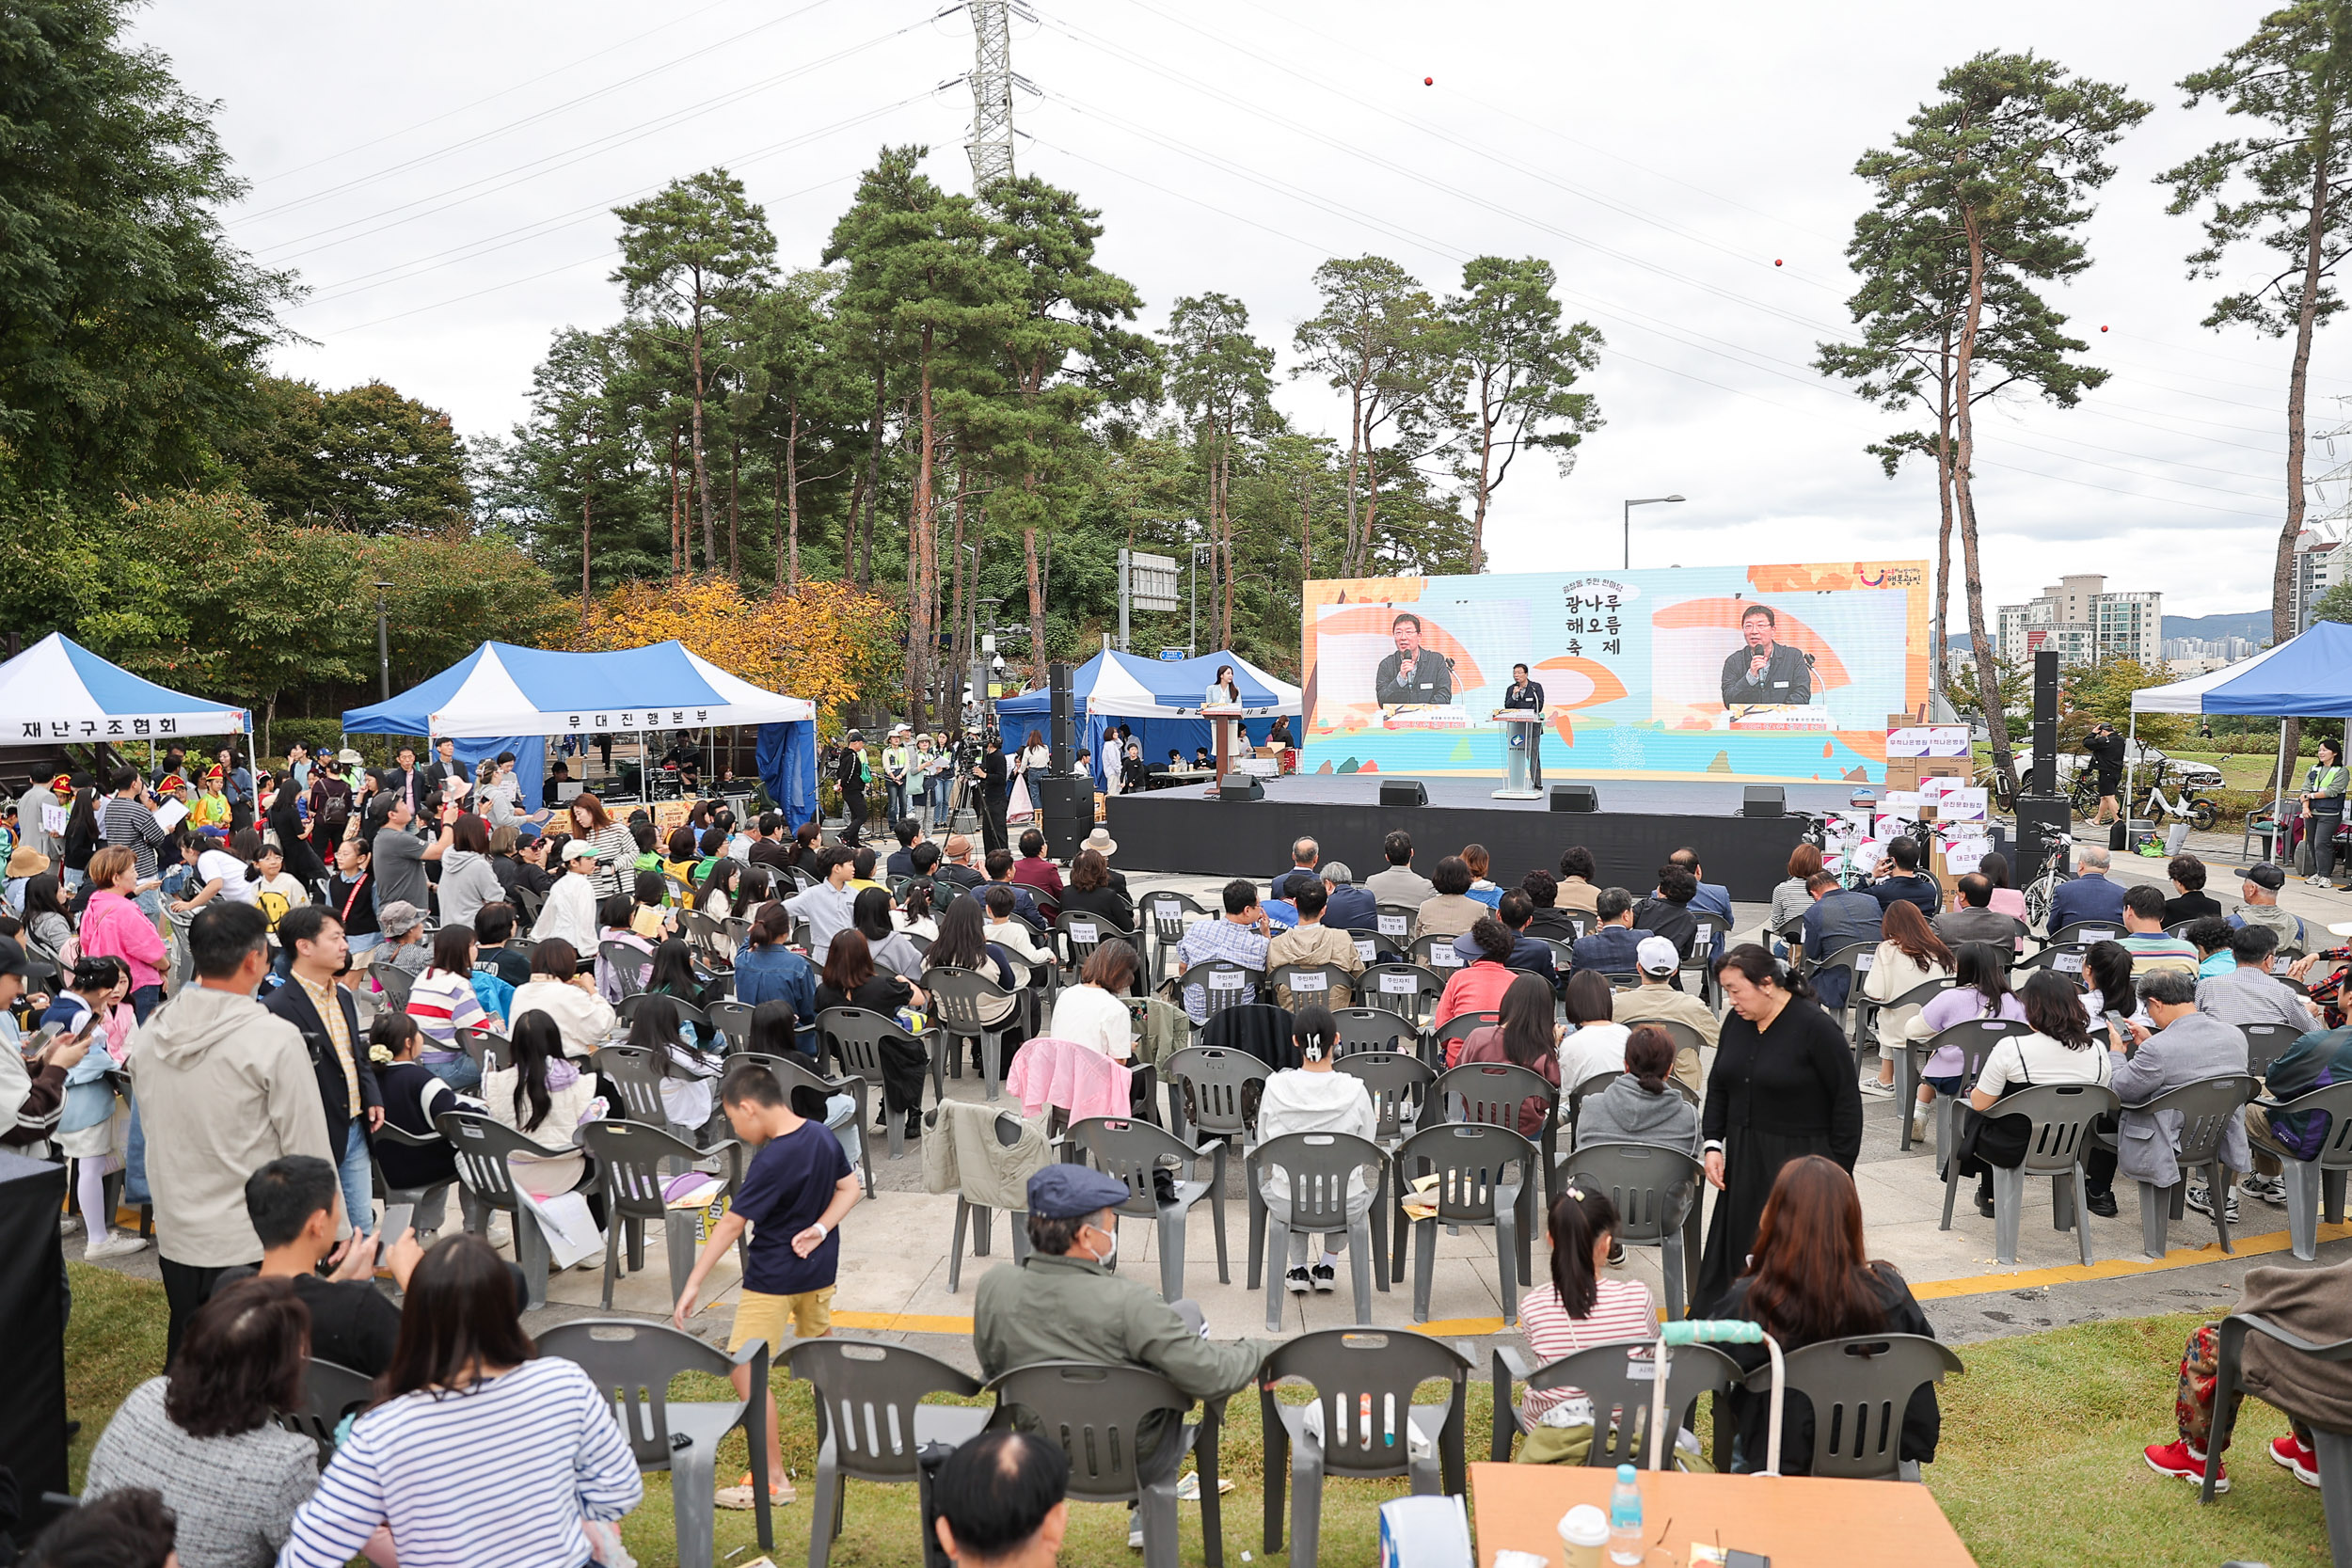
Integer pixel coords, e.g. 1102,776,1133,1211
2163,610,2273,643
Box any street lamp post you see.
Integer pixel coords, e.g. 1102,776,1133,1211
373,580,393,699
1621,496,1686,570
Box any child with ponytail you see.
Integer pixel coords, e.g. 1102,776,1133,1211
1511,1184,1668,1465
1253,1005,1377,1295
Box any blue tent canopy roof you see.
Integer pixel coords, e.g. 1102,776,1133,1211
0,633,247,738
2131,621,2352,718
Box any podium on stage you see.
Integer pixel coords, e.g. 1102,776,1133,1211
1202,704,1245,794
1491,710,1545,800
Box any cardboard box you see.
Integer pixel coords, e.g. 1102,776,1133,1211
1883,756,1972,793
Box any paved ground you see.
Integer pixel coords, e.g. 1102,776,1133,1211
72,841,2352,1374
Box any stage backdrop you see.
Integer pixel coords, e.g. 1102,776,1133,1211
1300,561,1931,783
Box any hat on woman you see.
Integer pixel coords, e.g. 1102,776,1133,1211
378,900,424,938
1080,826,1118,859
156,774,186,795
6,845,48,879
337,748,365,767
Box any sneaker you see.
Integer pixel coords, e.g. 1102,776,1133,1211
2271,1434,2321,1487
1311,1262,1336,1293
1910,1106,1931,1142
58,1213,82,1237
2240,1174,2288,1207
1128,1520,1145,1550
1859,1078,1898,1100
2184,1185,2242,1224
2308,875,2334,887
82,1233,149,1261
2144,1439,2227,1492
1284,1267,1311,1294
485,1218,513,1250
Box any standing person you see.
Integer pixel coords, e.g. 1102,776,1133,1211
48,956,142,1259
100,767,174,922
563,792,636,898
1202,664,1248,759
2084,720,2129,828
305,751,357,864
835,732,872,848
367,794,450,922
127,903,332,1357
529,838,602,952
80,846,167,1019
1694,946,1863,1308
216,746,256,833
974,729,1009,855
265,906,380,1241
506,940,618,1061
321,838,379,958
1254,1006,1377,1293
278,1235,643,1568
1502,661,1546,787
675,1063,863,1512
882,727,912,826
924,733,954,831
432,813,499,935
2301,736,2349,887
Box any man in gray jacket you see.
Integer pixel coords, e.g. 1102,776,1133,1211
2085,969,2251,1227
2197,925,2319,1036
128,902,331,1359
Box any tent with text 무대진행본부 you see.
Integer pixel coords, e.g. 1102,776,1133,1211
341,641,820,829
993,649,1303,789
0,631,249,746
2127,618,2352,846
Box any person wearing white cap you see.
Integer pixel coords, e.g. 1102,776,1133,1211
1607,935,1713,1100
531,838,603,952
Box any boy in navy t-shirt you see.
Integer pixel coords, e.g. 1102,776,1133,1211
675,1062,861,1510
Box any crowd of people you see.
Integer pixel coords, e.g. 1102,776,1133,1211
11,741,2352,1565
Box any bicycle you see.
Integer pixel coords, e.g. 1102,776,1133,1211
2132,760,2219,833
2022,828,2076,934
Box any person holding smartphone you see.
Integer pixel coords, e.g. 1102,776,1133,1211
1,934,87,1157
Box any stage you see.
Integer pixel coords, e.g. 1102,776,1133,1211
1105,773,1868,900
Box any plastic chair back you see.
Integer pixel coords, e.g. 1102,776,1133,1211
592,1044,671,1126
706,999,756,1047
1162,1045,1267,1143
1064,1116,1216,1221
1922,1017,2034,1082
2242,1022,2302,1078
373,964,414,1014
1359,964,1441,1024
1431,1061,1556,1135
278,1358,375,1465
2050,921,2122,949
2124,1074,2260,1168
1411,933,1469,972
1332,1006,1418,1057
600,940,651,997
985,1361,1195,1504
1335,1052,1434,1144
540,1318,755,1472
2265,1079,2352,1171
786,1338,982,1482
1394,1121,1534,1222
1056,911,1134,972
923,965,1015,1038
1269,962,1351,1006
434,1108,570,1215
1515,1338,1738,1469
1561,1139,1702,1243
1766,1333,1964,1481
1375,904,1417,945
1432,1011,1501,1056
1990,1083,2122,1176
1193,958,1261,1018
1252,1131,1384,1233
579,1120,736,1226
817,1006,922,1084
1261,1328,1470,1480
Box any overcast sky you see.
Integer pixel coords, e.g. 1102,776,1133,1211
133,0,2348,618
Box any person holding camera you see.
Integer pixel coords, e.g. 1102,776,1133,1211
2084,721,2129,828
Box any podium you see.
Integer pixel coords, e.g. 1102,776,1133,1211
1203,704,1245,795
1492,711,1545,800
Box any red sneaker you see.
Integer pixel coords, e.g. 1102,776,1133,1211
2145,1439,2228,1493
2270,1434,2320,1487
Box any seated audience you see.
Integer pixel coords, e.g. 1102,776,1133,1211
1567,886,1644,975
1265,880,1363,1007
1436,916,1519,1030
368,1013,465,1241
1456,972,1565,1137
25,1487,180,1568
1957,971,2114,1218
1511,1186,1667,1465
1412,856,1486,942
219,1155,421,1375
1046,939,1141,1062
1858,900,1953,1101
1174,879,1270,1023
1576,1023,1700,1157
1610,936,1712,1098
1632,865,1700,957
506,938,618,1059
482,1011,601,1196
1254,1006,1378,1294
1057,848,1133,928
2143,1255,2352,1491
1934,873,2025,953
2160,854,2221,927
1558,969,1632,1089
1900,941,2026,1147
933,1430,1071,1568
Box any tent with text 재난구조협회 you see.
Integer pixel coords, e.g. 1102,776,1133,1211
2127,619,2352,847
0,632,249,744
341,641,820,828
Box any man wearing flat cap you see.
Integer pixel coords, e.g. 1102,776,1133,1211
975,1164,1274,1478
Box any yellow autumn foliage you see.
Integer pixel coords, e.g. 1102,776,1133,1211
564,577,902,728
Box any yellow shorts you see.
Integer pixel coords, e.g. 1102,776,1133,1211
726,1286,835,1354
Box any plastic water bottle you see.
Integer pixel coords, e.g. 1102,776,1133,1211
1607,1464,1644,1565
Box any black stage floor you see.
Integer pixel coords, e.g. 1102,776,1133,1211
1106,774,1864,902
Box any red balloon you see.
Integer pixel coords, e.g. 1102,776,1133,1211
2101,325,2109,332
1423,76,1434,85
1773,259,1783,266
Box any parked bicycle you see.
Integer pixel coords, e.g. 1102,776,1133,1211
2023,828,2076,935
2127,760,2219,832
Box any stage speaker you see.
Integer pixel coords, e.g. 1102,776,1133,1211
1550,784,1598,813
1740,785,1785,817
2030,649,2059,798
0,1152,67,1546
1217,772,1263,801
1048,661,1074,775
1034,773,1091,860
2015,793,2071,883
1378,778,1427,808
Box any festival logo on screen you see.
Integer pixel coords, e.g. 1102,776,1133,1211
1298,561,1930,783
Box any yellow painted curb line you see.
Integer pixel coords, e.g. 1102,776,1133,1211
1909,1219,2352,1301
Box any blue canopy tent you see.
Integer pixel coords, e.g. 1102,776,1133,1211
994,650,1304,789
342,641,820,828
2128,620,2352,847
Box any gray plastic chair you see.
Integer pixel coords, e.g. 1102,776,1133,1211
1374,903,1418,950
1431,1059,1562,1249
1269,961,1354,1010
277,1357,375,1467
1856,976,1957,1093
1756,1332,1965,1481
2048,920,2123,950
705,998,756,1048
599,939,651,998
2115,1074,2260,1259
576,1120,743,1310
591,1043,683,1135
1331,1006,1419,1057
1641,1018,1709,1102
2241,1022,2303,1078
2259,1078,2352,1260
922,964,1019,1101
1358,963,1443,1035
456,1025,509,1075
1806,942,1875,1046
930,1103,1036,1292
1432,1011,1501,1067
1054,911,1136,977
1260,1328,1470,1564
1904,1017,2034,1155
984,1361,1222,1568
1160,1045,1267,1151
786,1338,987,1568
1141,889,1207,982
1410,932,1469,973
724,1049,873,1199
1490,1338,1740,1466
1191,958,1263,1022
1245,1131,1386,1329
539,1318,773,1568
815,1006,924,1156
373,962,414,1015
434,1108,577,1308
1335,1050,1434,1150
1392,1120,1534,1324
1939,1082,2121,1266
1060,1115,1229,1302
2200,1311,2352,1557
368,1118,466,1239
1562,1139,1704,1320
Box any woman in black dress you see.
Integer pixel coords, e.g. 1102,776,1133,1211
1695,944,1864,1308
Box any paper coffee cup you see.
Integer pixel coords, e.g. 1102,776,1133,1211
1558,1503,1610,1568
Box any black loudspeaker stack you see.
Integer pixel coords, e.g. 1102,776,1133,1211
1217,773,1263,801
0,1151,68,1546
2013,648,2070,878
1740,785,1786,817
1378,779,1428,808
1549,784,1598,813
1035,775,1091,859
1047,661,1074,775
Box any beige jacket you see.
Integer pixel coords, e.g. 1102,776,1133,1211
1413,894,1487,942
1265,922,1365,1007
127,985,332,1267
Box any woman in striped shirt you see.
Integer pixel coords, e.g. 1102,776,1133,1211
405,927,499,1092
1509,1186,1661,1464
564,793,638,900
278,1234,642,1568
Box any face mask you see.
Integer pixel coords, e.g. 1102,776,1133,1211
1090,1227,1118,1267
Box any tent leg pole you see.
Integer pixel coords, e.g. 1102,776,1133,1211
2274,722,2292,863
2123,712,2137,833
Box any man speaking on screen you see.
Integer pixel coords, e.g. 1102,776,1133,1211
1375,611,1454,706
1720,603,1812,706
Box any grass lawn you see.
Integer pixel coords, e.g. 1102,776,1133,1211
63,1268,2338,1567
